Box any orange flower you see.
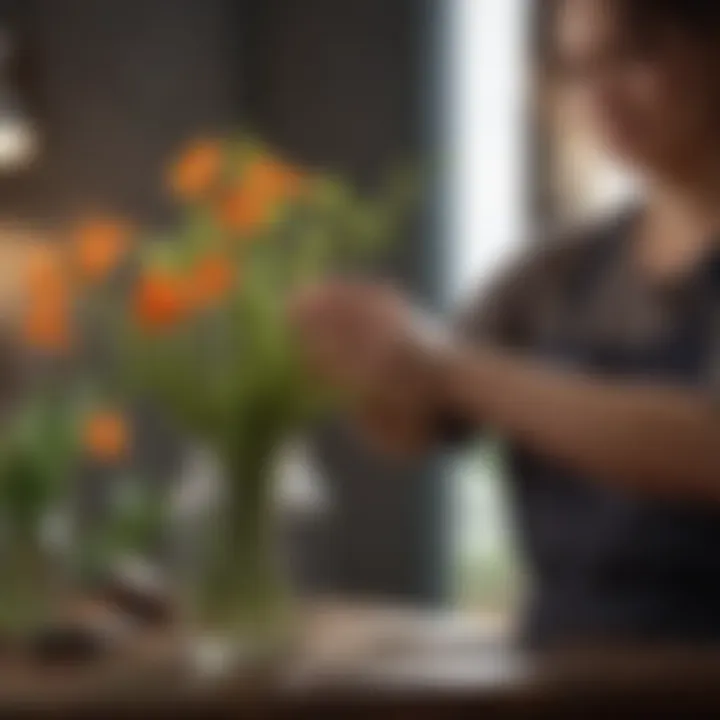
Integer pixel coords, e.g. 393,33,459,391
22,244,73,353
245,156,304,199
21,300,72,353
72,218,131,283
187,254,235,309
83,410,129,463
216,182,273,233
25,242,68,299
216,156,305,234
168,139,223,200
133,270,189,331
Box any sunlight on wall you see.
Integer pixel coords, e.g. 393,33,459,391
445,0,529,611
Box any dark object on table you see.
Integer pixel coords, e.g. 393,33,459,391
29,621,120,664
99,562,175,628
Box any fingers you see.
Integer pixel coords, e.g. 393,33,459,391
289,281,391,380
289,279,399,327
288,280,437,416
289,283,360,384
288,280,445,462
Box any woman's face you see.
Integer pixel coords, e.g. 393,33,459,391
554,0,719,176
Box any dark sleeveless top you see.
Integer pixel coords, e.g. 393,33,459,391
457,209,720,649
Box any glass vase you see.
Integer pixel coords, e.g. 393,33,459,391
186,438,293,667
0,524,63,643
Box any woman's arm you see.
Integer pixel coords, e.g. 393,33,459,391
439,343,720,502
291,276,720,503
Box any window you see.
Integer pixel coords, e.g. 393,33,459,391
445,0,530,619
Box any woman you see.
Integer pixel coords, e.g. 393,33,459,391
291,0,720,649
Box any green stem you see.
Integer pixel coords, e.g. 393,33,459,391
194,436,287,640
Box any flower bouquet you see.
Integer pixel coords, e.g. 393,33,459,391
6,136,411,660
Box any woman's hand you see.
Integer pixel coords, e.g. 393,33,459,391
289,281,448,457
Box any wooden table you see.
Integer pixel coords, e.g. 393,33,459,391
3,602,720,717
